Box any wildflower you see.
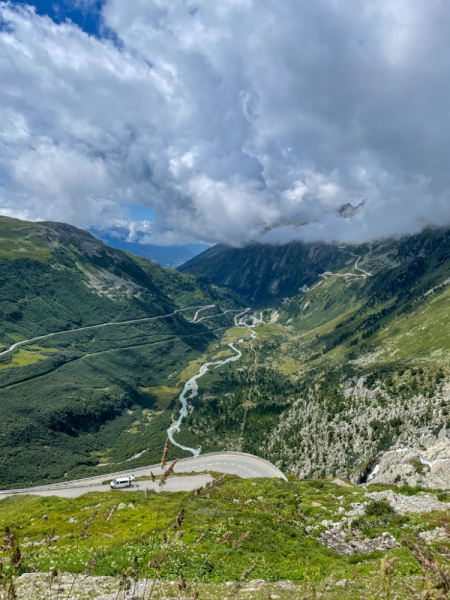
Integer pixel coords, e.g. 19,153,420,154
104,506,116,522
221,531,234,544
164,458,179,478
173,508,185,530
4,581,17,599
119,572,131,590
1,527,15,552
241,564,256,581
148,552,168,570
82,510,98,534
178,570,187,591
160,438,169,469
83,556,97,576
43,529,55,548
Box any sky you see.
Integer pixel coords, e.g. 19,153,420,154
2,0,450,247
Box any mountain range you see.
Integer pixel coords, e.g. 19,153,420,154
0,216,241,487
91,227,210,268
179,228,450,487
4,214,450,491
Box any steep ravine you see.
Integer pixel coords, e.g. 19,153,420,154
260,374,450,487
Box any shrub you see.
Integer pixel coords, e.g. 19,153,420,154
365,498,394,517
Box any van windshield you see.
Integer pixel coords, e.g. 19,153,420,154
112,479,117,484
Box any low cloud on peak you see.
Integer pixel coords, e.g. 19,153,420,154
1,0,450,247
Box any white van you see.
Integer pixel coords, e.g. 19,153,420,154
110,475,134,489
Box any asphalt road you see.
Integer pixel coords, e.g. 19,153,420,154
13,474,215,499
0,452,286,499
0,304,216,357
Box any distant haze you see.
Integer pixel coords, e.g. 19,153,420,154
1,1,450,246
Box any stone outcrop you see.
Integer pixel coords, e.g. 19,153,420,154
364,489,450,513
369,432,450,489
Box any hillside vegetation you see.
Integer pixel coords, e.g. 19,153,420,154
178,229,450,487
0,217,243,488
2,474,450,599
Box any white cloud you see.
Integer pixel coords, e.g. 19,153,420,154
1,0,450,246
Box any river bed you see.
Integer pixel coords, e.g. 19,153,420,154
167,322,257,455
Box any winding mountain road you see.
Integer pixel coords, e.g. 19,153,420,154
0,451,287,499
190,305,216,322
306,250,372,293
0,304,218,357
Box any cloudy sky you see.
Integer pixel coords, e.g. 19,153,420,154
1,0,450,247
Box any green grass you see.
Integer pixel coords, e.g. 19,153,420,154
0,476,433,584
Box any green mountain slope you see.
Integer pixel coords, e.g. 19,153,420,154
178,228,450,487
179,242,342,305
0,216,243,488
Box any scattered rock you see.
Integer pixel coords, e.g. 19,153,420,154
420,527,447,543
310,518,400,556
105,534,113,539
51,536,60,543
336,579,348,587
311,502,321,507
346,502,366,516
41,515,48,521
331,478,353,488
128,503,135,510
118,503,127,510
364,490,449,514
69,517,77,524
248,579,265,586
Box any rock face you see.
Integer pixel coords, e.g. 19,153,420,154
369,434,450,489
364,490,450,513
318,522,399,555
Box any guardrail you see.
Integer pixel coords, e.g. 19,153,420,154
0,451,287,495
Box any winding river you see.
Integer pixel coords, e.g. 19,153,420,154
167,320,257,455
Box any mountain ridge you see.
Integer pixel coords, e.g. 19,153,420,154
178,227,450,489
0,215,243,487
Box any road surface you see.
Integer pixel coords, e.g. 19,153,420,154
6,474,215,499
0,304,217,357
0,452,287,499
305,250,372,293
190,305,216,322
